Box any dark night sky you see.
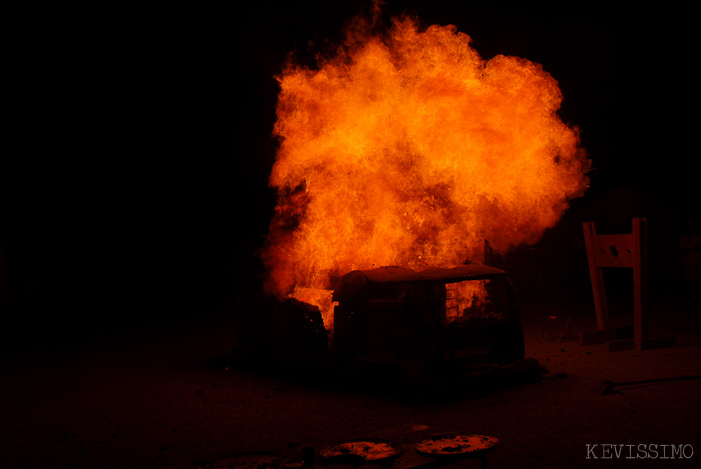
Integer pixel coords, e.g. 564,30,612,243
3,1,698,312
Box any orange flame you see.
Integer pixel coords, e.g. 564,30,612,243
262,13,590,328
446,280,491,322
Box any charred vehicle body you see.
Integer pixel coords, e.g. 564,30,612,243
331,265,526,381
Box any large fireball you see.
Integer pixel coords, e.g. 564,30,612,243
262,13,590,327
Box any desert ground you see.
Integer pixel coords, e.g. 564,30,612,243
2,281,700,469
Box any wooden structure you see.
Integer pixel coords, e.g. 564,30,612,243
580,217,676,351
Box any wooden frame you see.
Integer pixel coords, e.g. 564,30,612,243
580,218,676,351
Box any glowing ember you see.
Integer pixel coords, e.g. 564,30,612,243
262,10,590,329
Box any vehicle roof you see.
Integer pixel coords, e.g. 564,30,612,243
332,264,508,302
359,265,507,284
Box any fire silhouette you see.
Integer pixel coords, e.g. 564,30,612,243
262,10,590,328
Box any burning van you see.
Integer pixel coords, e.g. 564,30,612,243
236,263,525,382
254,8,585,384
331,265,525,380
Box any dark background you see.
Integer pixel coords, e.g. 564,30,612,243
2,2,698,342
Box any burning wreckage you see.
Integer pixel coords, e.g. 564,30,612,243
332,265,524,375
236,264,531,386
237,10,589,386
